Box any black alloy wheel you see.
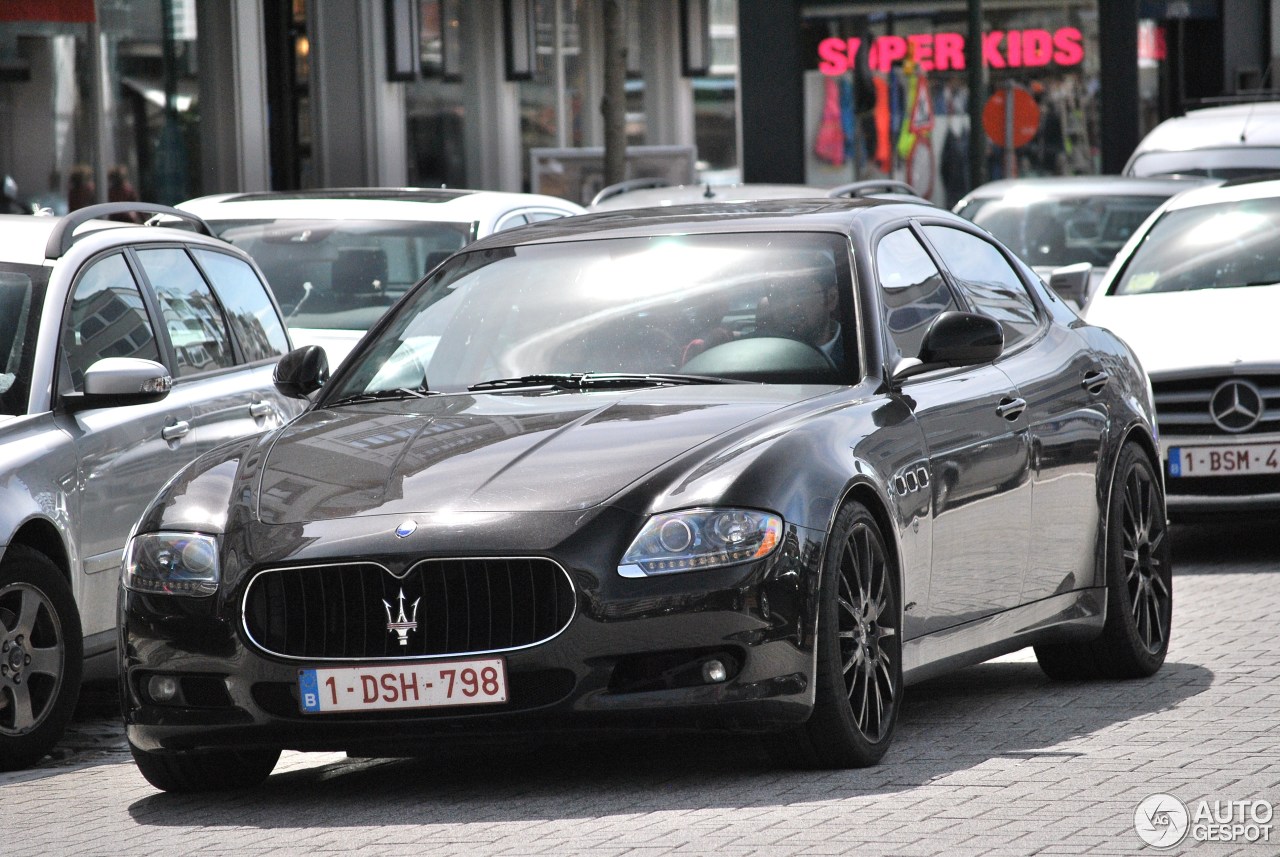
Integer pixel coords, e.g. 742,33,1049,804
765,500,901,768
0,546,83,772
1035,443,1172,680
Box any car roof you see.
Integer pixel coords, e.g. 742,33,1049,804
956,175,1213,205
589,182,834,211
179,188,585,222
0,214,66,265
0,209,230,266
1132,102,1280,155
463,197,941,251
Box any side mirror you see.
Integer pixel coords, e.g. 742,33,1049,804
274,345,329,399
67,357,172,410
1048,262,1092,307
894,311,1004,382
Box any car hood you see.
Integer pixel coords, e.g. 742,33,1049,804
1084,285,1280,375
256,386,826,524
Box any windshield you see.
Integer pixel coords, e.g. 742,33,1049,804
1113,197,1280,295
0,264,48,416
959,194,1169,269
1128,149,1280,180
326,231,855,399
211,219,473,331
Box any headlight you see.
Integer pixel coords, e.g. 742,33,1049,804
618,508,782,578
123,532,220,596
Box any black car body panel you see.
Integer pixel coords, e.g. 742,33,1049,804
120,199,1162,764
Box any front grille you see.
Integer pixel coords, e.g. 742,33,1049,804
1153,374,1280,437
243,558,576,660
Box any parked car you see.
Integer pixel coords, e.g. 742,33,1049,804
0,202,305,771
1085,175,1280,518
177,188,586,367
953,175,1213,306
1124,101,1280,180
588,178,924,211
121,197,1168,792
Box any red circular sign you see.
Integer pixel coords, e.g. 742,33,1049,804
983,86,1041,148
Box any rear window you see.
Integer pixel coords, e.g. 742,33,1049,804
1127,149,1280,180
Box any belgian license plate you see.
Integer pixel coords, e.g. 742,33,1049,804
1168,444,1280,477
298,657,507,713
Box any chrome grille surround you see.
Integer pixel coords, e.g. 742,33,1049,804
241,556,577,662
1152,373,1280,437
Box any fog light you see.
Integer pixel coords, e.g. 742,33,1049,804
701,659,727,683
147,675,180,703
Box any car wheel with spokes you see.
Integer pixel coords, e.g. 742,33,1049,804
765,500,901,768
1035,443,1172,680
0,545,83,772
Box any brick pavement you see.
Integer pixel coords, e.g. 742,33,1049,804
4,523,1278,857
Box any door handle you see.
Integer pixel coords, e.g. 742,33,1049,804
996,397,1027,421
249,400,273,418
1082,369,1110,394
161,420,191,441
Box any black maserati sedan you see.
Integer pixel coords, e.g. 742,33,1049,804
120,198,1170,791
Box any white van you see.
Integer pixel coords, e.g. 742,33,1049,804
1125,102,1280,179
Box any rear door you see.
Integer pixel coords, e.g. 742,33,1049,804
921,224,1107,605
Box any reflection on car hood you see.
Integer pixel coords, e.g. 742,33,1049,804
1085,285,1280,375
257,386,822,523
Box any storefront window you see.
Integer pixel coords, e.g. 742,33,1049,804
0,0,205,213
694,0,739,181
801,2,1100,206
517,0,588,191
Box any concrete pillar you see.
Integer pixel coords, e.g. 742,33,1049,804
197,0,270,193
638,0,695,148
461,0,522,191
311,0,407,187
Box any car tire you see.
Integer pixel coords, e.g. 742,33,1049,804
765,501,901,768
1035,444,1172,680
129,742,282,793
0,545,83,772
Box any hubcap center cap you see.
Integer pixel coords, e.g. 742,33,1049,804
7,645,23,672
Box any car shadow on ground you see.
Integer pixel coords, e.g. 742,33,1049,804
125,659,1212,825
1171,520,1280,572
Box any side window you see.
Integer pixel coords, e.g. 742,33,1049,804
60,253,162,393
875,227,960,365
923,226,1041,348
192,249,290,362
493,212,530,232
135,248,235,377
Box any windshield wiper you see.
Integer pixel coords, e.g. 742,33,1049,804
467,372,744,392
326,386,440,407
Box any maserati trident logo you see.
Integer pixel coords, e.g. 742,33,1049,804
1209,379,1264,434
382,588,420,645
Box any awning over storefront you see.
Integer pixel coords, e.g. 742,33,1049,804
0,0,95,23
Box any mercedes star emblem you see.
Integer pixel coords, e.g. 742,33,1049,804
1209,379,1264,434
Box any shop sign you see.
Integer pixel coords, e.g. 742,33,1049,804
818,28,1085,75
0,0,96,22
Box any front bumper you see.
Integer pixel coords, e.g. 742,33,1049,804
121,512,823,755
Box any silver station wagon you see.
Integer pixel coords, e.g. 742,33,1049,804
0,203,304,770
